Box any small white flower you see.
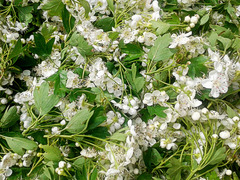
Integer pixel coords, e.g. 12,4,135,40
58,161,66,168
192,112,201,121
219,130,230,139
226,169,232,176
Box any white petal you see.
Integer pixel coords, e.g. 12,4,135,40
202,80,213,88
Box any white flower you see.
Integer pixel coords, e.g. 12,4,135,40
169,32,192,48
219,130,230,139
192,111,201,121
58,161,66,168
226,169,232,176
202,70,228,98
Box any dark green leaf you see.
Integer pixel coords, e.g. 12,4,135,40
88,126,110,139
188,56,208,79
94,17,115,32
9,39,23,61
46,70,68,97
90,168,98,180
166,158,182,180
137,173,152,180
62,6,75,33
17,6,33,24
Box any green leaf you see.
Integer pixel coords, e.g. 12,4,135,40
42,145,62,162
66,109,94,134
232,38,240,52
41,23,57,41
208,31,218,47
94,17,115,32
200,14,209,25
31,33,55,57
166,158,182,180
137,173,152,180
208,147,227,165
34,82,60,116
217,36,232,52
0,106,19,128
73,157,87,170
188,56,208,79
78,0,91,17
69,32,93,57
147,105,168,118
107,0,115,12
151,148,162,165
46,70,68,97
226,105,237,118
108,32,119,41
151,21,170,35
17,6,33,24
9,39,23,62
90,168,98,180
88,126,110,139
110,132,128,142
41,0,64,17
148,34,173,62
62,6,75,33
5,136,38,155
135,77,145,93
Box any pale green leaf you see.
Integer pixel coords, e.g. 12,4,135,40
200,14,209,25
148,34,173,62
5,136,38,155
66,109,94,134
42,145,62,162
34,82,59,116
0,106,19,128
41,0,64,17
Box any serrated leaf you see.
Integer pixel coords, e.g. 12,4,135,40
17,6,33,24
42,145,62,162
5,136,38,155
66,109,94,134
73,157,87,170
69,32,93,57
94,17,115,32
34,82,60,116
46,70,68,97
166,158,182,180
188,56,208,79
0,106,19,128
148,34,173,62
147,105,168,118
41,0,64,17
200,14,209,25
208,147,226,165
151,21,170,35
41,23,57,41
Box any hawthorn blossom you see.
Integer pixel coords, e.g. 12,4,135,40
202,70,228,98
